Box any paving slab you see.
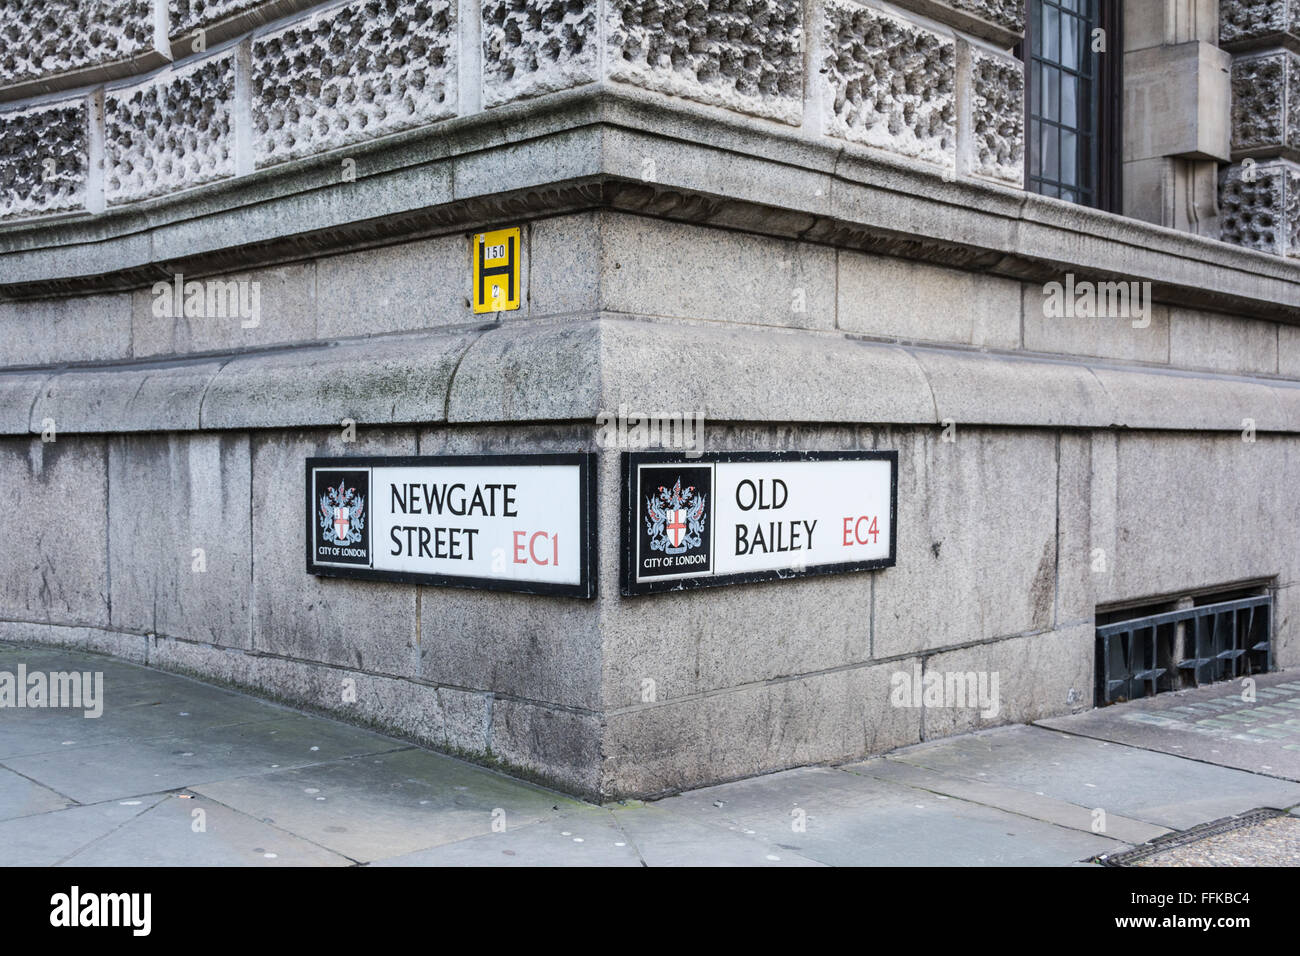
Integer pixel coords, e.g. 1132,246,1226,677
0,794,170,866
848,756,1171,845
610,803,827,867
890,725,1300,831
1038,673,1300,782
0,765,75,821
649,765,1121,866
2,714,405,804
371,807,643,867
192,747,584,863
57,791,351,867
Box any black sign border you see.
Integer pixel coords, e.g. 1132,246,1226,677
306,452,597,599
621,450,898,596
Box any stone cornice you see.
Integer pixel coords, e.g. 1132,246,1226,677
1,88,1298,323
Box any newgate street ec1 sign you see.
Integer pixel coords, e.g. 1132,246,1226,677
622,451,898,595
307,454,596,598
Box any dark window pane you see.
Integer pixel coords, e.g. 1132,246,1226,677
1044,65,1059,121
1030,120,1041,177
1061,15,1080,70
1044,4,1059,60
1061,130,1077,185
1043,126,1059,183
1061,75,1077,128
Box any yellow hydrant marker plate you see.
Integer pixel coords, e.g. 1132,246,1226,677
472,227,521,313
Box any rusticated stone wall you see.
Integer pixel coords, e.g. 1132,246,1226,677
1221,0,1300,256
0,0,1028,221
105,52,237,204
0,100,93,221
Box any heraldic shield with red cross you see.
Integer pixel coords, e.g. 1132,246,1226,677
636,464,712,582
312,468,371,566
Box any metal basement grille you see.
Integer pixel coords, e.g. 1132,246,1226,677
1095,595,1273,706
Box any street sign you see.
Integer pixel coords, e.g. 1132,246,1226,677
307,453,595,598
472,227,521,313
621,450,897,595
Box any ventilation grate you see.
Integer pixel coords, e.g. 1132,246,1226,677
1095,595,1272,706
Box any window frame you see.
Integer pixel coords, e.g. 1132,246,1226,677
1020,0,1123,213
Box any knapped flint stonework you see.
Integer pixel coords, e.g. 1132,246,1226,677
822,0,956,169
967,44,1023,184
252,0,456,167
481,0,599,107
1220,0,1300,50
1220,158,1300,257
606,0,804,124
1230,50,1300,159
105,53,236,204
0,0,156,91
0,100,90,220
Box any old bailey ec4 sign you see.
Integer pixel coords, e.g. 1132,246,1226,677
306,450,897,598
621,451,897,596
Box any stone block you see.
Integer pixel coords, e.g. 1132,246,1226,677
1281,324,1300,377
30,358,222,434
889,0,1024,46
872,427,1059,658
104,50,237,205
838,251,1021,348
489,696,602,797
1091,364,1289,431
0,293,132,367
252,0,457,167
605,0,803,123
1127,0,1217,50
0,0,164,95
108,433,252,648
910,347,1113,427
1056,432,1093,626
599,214,836,330
201,328,475,429
600,662,922,798
316,234,474,338
1220,0,1300,52
481,0,599,107
0,621,149,664
1220,158,1300,257
1109,433,1295,602
130,262,317,357
961,42,1024,186
0,99,92,220
250,428,420,675
1230,49,1300,161
0,371,49,435
920,624,1093,738
1168,308,1279,374
1022,285,1170,363
1124,41,1230,163
0,438,109,628
527,213,600,317
821,1,957,171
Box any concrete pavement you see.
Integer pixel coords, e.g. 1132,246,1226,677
2,640,1298,866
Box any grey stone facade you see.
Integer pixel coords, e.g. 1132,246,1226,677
0,1,1297,798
